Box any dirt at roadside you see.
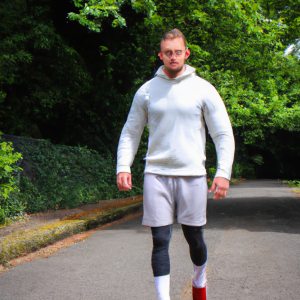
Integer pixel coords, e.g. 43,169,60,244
0,195,142,240
291,188,300,199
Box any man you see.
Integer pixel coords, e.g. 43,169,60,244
116,29,234,300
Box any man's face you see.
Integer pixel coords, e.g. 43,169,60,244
158,37,190,76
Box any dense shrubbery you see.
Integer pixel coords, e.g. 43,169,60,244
16,139,144,214
283,180,300,188
0,132,24,224
0,133,146,222
1,135,145,223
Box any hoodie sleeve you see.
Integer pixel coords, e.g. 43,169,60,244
202,83,235,180
116,84,148,174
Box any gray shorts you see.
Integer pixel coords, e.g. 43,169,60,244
142,174,208,227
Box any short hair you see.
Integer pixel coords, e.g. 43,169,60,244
161,28,187,49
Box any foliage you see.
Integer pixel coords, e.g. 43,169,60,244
69,0,156,32
231,161,255,179
0,0,92,139
283,180,300,188
18,139,144,214
258,0,300,44
206,167,216,188
0,132,24,225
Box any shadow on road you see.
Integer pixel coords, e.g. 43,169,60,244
206,180,300,234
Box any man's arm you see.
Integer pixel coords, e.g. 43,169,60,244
203,83,235,199
116,84,148,191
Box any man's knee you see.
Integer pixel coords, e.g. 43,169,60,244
151,225,172,277
151,225,172,249
182,225,207,266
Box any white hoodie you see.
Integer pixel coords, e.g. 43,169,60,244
117,65,235,179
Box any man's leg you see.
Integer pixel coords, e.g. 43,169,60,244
151,225,173,300
182,225,207,299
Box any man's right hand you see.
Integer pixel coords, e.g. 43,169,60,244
117,172,132,191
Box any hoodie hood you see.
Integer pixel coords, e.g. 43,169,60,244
155,64,196,81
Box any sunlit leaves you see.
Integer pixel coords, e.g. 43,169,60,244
69,0,156,32
0,132,22,205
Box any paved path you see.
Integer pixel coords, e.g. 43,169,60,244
1,180,300,299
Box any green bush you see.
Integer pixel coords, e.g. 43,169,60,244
18,140,144,214
231,161,256,179
283,180,300,188
0,132,24,225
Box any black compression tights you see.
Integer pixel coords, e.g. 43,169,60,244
151,225,207,277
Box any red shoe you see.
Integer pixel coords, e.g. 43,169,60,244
192,285,206,300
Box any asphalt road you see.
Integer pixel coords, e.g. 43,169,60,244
1,180,300,300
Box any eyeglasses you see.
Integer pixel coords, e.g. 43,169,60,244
162,50,184,58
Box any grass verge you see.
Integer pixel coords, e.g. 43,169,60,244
0,200,143,267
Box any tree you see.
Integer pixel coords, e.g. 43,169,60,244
0,0,92,140
68,0,156,32
68,0,300,178
258,0,300,45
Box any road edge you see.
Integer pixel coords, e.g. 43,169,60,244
0,199,143,268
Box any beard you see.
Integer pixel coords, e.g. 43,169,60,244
164,62,185,77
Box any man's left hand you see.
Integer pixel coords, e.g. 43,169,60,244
208,177,229,199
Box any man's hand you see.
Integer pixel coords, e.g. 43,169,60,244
117,172,132,191
208,177,229,199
